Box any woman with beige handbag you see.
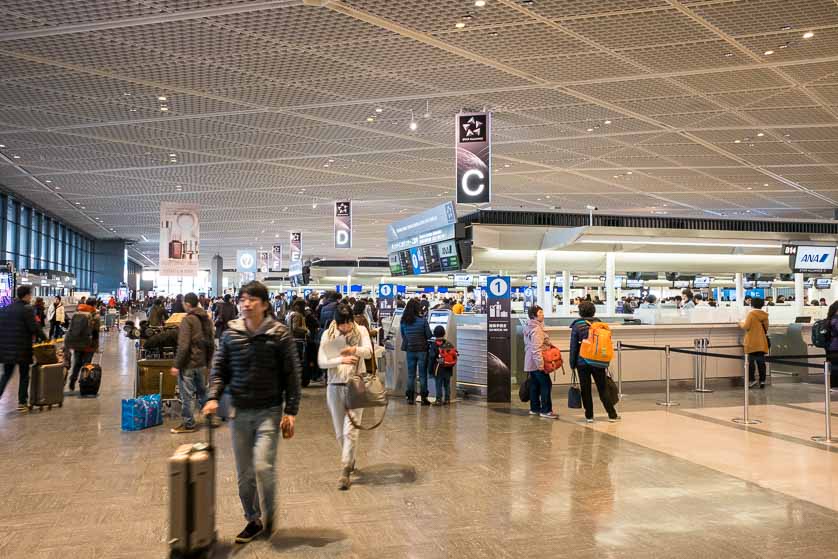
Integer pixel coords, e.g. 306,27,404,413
318,304,373,490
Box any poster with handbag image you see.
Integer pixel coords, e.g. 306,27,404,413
159,202,199,277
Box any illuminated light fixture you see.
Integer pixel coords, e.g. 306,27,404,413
375,107,383,113
141,235,149,242
803,31,814,39
283,206,288,211
757,132,765,137
764,49,774,55
75,202,80,205
475,0,486,6
328,159,335,163
129,108,137,112
12,155,20,159
45,179,51,183
503,164,510,168
762,183,769,186
626,171,633,175
545,195,551,199
781,25,792,31
54,186,60,190
409,110,418,131
312,203,318,209
734,139,741,143
587,127,594,132
455,21,466,28
423,100,431,119
366,116,375,122
275,233,279,238
158,96,167,101
604,120,612,125
323,163,330,168
580,239,782,249
778,43,789,49
169,153,176,157
160,106,169,112
746,187,753,190
724,52,734,57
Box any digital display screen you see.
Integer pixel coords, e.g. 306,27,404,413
816,278,832,289
756,281,773,288
0,273,12,308
804,279,814,288
693,277,711,288
673,280,690,289
793,246,837,273
625,280,644,289
388,240,461,276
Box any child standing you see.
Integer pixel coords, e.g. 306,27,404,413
430,325,457,405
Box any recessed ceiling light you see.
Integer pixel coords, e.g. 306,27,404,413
275,234,279,238
778,42,789,49
803,31,814,39
757,132,765,137
12,155,20,159
375,107,383,113
463,14,473,21
455,22,466,28
503,164,510,168
328,159,335,163
545,195,551,199
271,220,275,224
781,25,793,31
312,203,318,209
54,186,60,190
129,108,137,112
734,139,741,143
626,171,633,175
0,144,5,148
763,183,769,187
160,107,169,112
488,31,499,37
475,0,486,6
45,179,51,183
366,117,375,122
75,202,80,205
409,120,418,131
604,120,612,125
764,50,774,56
158,96,167,101
323,164,330,168
747,186,753,190
586,128,594,132
724,52,734,57
283,206,288,211
169,153,176,157
81,206,85,209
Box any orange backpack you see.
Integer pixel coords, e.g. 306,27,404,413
579,321,614,368
542,346,563,373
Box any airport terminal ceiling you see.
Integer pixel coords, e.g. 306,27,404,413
1,0,838,268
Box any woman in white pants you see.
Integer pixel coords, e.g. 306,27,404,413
318,303,372,490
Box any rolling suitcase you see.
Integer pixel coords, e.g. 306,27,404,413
29,363,65,411
169,417,216,558
79,353,102,397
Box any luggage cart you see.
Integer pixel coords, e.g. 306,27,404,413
135,354,180,418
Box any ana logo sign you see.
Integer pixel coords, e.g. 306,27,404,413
800,253,830,263
793,246,836,272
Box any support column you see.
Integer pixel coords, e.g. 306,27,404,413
562,270,571,316
606,252,616,316
210,254,223,298
735,272,744,309
546,276,555,316
346,273,352,297
794,273,805,316
536,250,547,312
831,277,838,303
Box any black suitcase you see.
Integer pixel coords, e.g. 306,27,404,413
79,355,102,397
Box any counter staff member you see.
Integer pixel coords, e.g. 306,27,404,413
739,297,769,389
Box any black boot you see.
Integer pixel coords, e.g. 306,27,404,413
406,392,415,405
420,392,431,406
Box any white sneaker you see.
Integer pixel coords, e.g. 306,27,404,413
528,410,538,416
748,380,758,388
608,416,621,423
585,418,594,424
540,412,559,419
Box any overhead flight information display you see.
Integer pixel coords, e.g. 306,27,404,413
389,240,462,276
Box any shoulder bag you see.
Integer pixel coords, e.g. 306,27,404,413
761,320,771,350
567,368,582,409
346,338,387,430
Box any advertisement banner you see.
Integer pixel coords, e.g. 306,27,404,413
258,250,270,274
486,275,511,403
270,244,282,272
334,200,352,249
455,112,491,205
290,232,302,262
236,250,257,274
159,202,200,277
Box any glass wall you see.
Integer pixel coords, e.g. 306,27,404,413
0,192,93,290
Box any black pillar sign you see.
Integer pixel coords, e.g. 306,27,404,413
486,275,511,403
455,112,492,205
290,232,302,262
334,200,352,249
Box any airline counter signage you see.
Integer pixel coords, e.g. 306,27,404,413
334,200,352,249
486,275,511,403
290,232,302,262
792,245,837,273
258,250,269,273
455,112,491,205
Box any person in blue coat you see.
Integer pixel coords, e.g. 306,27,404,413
401,298,432,405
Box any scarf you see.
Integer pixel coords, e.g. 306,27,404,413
324,320,361,347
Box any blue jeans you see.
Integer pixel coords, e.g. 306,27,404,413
0,363,30,406
231,406,282,523
528,371,552,414
178,367,208,428
435,368,452,402
406,351,428,397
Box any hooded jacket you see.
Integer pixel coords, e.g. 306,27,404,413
208,315,301,414
741,309,770,354
174,306,215,370
523,318,552,372
148,303,168,327
74,303,101,352
569,317,601,370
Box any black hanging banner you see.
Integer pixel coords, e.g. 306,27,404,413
486,275,511,403
455,112,492,205
290,232,302,262
334,200,352,249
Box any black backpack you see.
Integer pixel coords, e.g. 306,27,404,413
813,319,832,349
65,312,93,350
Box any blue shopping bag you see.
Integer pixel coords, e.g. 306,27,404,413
121,394,162,431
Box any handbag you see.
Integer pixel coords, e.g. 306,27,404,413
519,375,531,403
346,339,388,430
567,369,582,409
761,321,771,350
604,370,620,406
542,345,563,373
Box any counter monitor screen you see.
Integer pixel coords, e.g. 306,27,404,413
756,281,773,289
816,278,832,289
625,279,644,289
795,316,812,323
672,280,690,289
693,276,711,288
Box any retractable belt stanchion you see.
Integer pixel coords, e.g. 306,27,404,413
811,361,836,444
696,338,713,393
733,354,761,425
617,341,624,399
657,345,679,407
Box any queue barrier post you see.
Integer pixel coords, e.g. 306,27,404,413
733,354,761,425
811,361,837,444
617,341,624,399
696,338,713,393
656,344,679,407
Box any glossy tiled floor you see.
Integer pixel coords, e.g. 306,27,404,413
1,328,838,558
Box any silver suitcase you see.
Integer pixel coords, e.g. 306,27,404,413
168,419,215,558
29,363,65,411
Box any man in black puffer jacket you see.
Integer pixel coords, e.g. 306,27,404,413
203,281,301,544
0,285,47,411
